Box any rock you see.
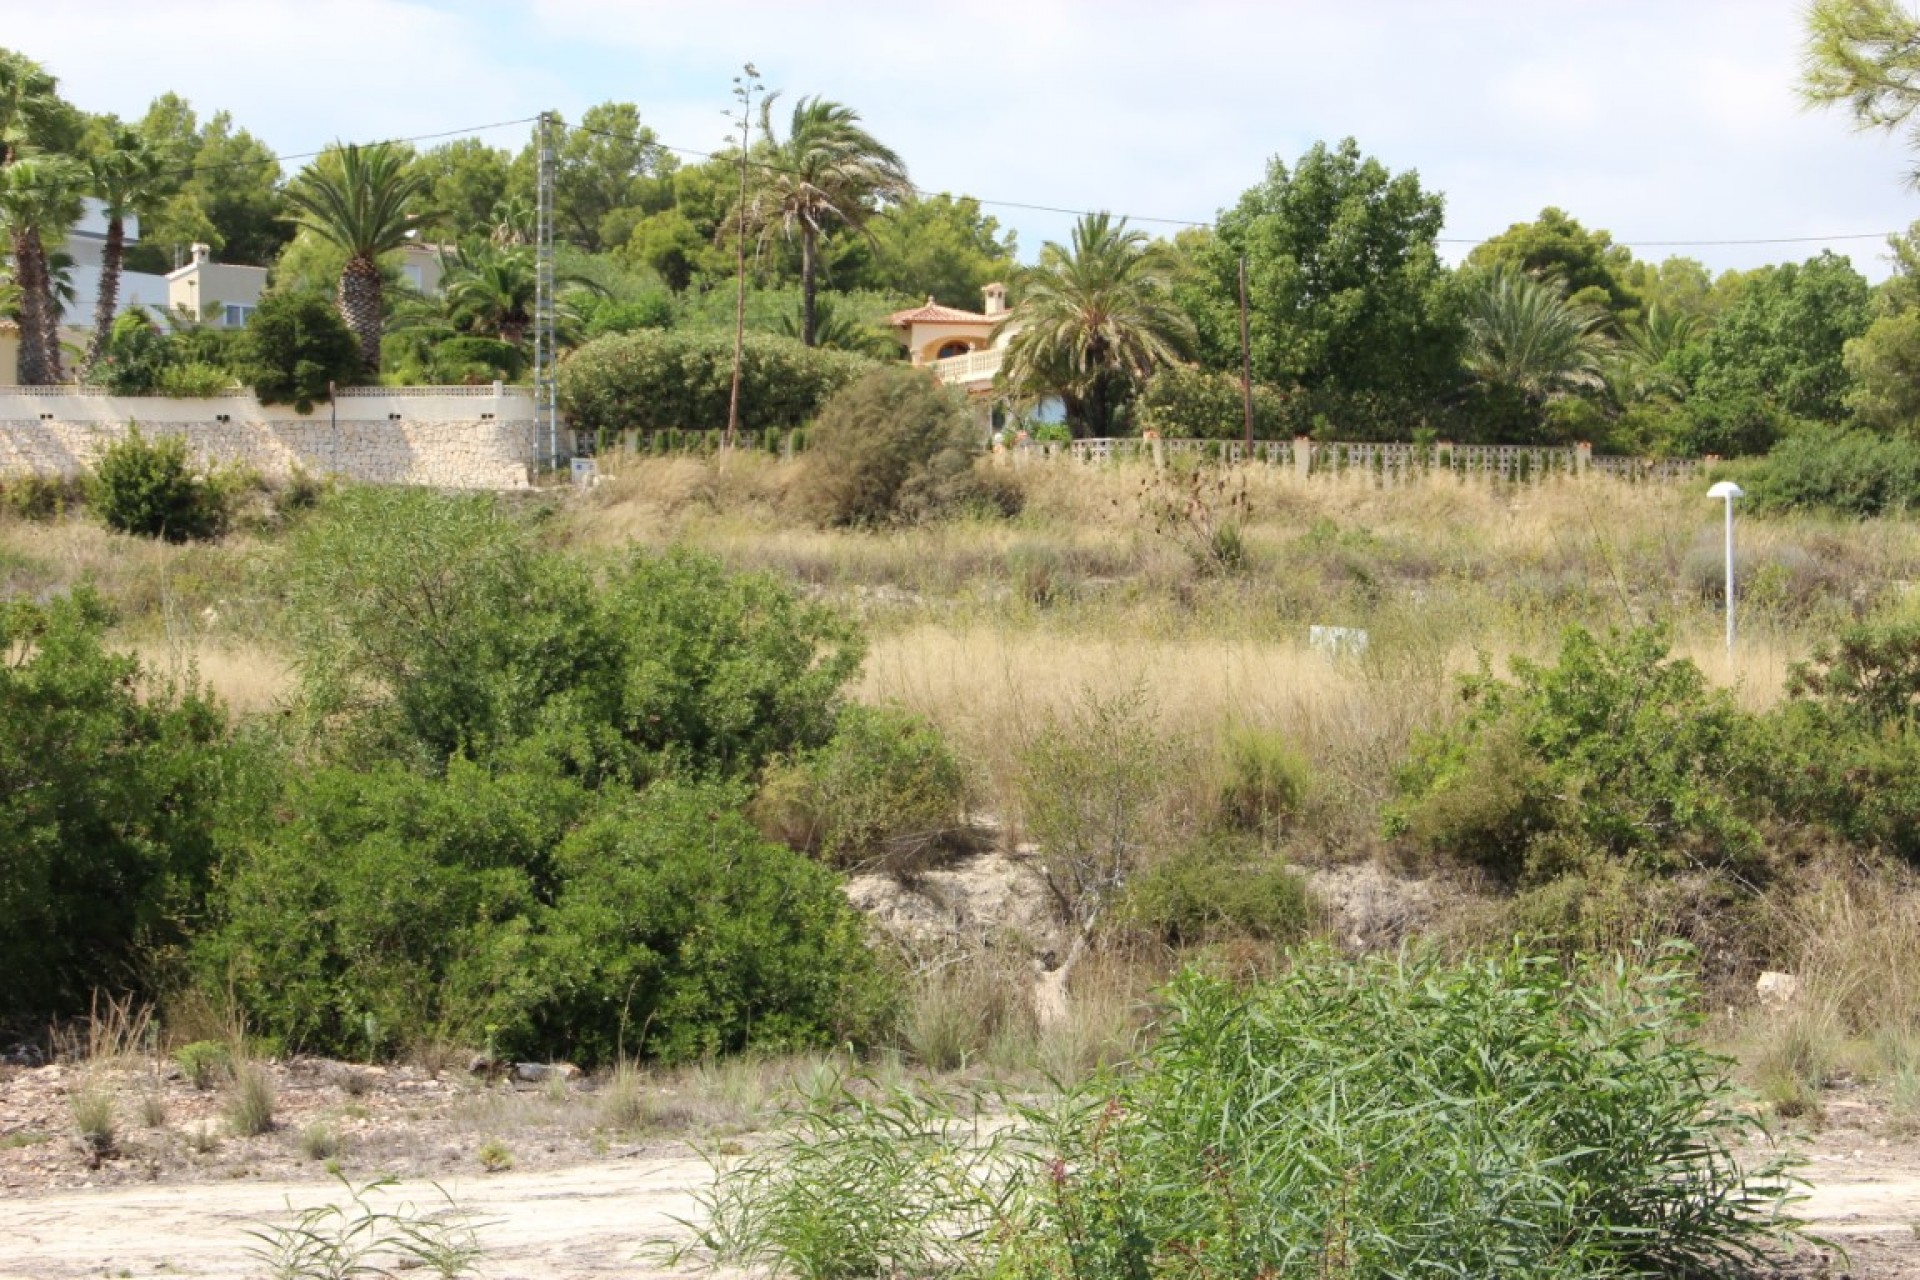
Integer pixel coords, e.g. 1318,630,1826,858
1755,970,1799,1010
510,1062,581,1084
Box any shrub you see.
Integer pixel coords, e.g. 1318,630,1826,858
1134,363,1292,440
70,1086,116,1159
174,1040,232,1091
1388,627,1770,884
1742,425,1920,517
1118,840,1317,947
2,473,77,521
792,366,1008,527
686,950,1805,1280
90,426,232,541
235,290,362,412
529,781,897,1064
154,361,236,397
0,590,228,1022
753,704,967,873
430,335,525,383
89,311,173,394
1214,724,1310,834
557,328,877,436
1018,686,1194,936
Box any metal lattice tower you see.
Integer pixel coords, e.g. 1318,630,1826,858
533,111,559,471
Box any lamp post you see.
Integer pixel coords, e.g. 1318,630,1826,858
1706,480,1744,659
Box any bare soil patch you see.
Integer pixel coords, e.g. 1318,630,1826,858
6,1053,1920,1278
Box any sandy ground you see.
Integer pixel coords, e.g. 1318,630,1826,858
6,1055,1920,1278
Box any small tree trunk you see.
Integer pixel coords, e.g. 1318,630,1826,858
86,214,126,368
800,229,818,348
338,257,384,374
12,228,54,385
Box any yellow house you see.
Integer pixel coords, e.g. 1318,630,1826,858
167,244,269,328
888,283,1011,395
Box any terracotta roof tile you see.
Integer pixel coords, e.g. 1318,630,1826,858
887,296,996,327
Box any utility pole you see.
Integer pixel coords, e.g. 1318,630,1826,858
725,63,761,454
1238,255,1254,456
533,111,559,472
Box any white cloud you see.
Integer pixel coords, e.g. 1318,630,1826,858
10,0,1916,276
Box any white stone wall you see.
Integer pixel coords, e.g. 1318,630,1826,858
0,388,538,491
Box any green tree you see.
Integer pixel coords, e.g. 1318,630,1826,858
414,136,512,241
133,107,287,268
282,142,430,370
843,193,1016,306
1845,307,1920,431
1691,251,1872,426
233,288,362,411
1466,207,1642,323
83,125,167,367
997,212,1194,438
0,590,228,1019
1460,264,1612,408
747,95,911,347
1196,138,1460,398
510,102,671,252
1803,0,1920,185
0,155,83,384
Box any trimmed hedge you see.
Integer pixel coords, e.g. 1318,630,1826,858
557,329,881,435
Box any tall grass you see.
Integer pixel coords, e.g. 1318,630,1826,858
681,948,1808,1280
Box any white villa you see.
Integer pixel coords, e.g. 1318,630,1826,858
888,282,1011,397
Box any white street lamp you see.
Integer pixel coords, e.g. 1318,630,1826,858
1706,481,1745,659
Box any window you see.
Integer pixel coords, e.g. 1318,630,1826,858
935,341,972,360
223,303,256,327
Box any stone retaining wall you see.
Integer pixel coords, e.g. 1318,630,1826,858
0,387,538,490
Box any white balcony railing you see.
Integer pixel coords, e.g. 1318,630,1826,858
927,346,1003,385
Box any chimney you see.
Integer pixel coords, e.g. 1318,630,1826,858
982,282,1007,317
190,242,211,266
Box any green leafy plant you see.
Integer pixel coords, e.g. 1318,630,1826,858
557,328,876,436
243,1174,485,1280
1117,840,1317,947
792,365,1014,527
1214,724,1310,835
155,360,237,397
753,703,967,874
476,1138,513,1173
2,473,76,521
234,289,362,413
680,950,1810,1280
1388,626,1770,884
89,426,233,541
174,1040,232,1091
227,1060,277,1136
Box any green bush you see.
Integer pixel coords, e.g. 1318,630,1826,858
793,365,1009,527
1134,364,1291,440
430,335,525,383
1118,840,1317,946
1772,619,1920,862
557,328,878,436
1214,724,1310,834
0,590,228,1020
235,290,362,412
90,311,173,394
155,361,237,397
688,950,1804,1280
1388,627,1770,884
89,426,232,542
753,704,967,874
2,473,78,521
1742,425,1920,517
530,781,895,1064
284,490,863,777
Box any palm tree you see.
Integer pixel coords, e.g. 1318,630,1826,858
1610,304,1699,404
777,295,895,358
997,213,1195,438
0,155,83,384
282,142,429,371
436,238,597,347
748,95,909,347
0,50,60,168
84,127,167,367
1460,264,1612,405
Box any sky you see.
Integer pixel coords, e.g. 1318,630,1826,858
12,0,1920,281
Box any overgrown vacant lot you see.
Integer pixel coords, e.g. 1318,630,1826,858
9,453,1920,1277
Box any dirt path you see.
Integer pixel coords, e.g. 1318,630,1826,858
0,1155,716,1279
5,1151,1920,1279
